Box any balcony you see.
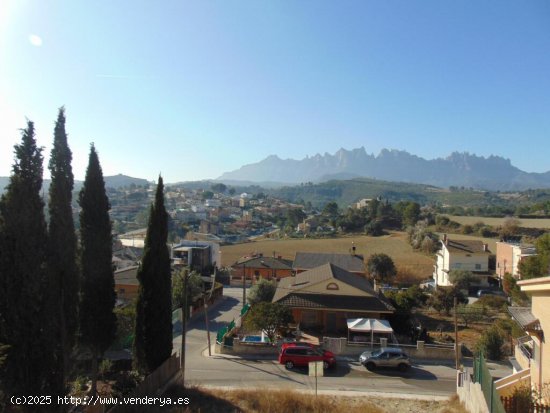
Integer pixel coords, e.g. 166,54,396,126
514,335,533,371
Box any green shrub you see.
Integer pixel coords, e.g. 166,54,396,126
476,326,504,360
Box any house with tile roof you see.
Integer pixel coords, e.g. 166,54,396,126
231,254,293,282
272,263,394,333
432,235,492,287
293,252,366,275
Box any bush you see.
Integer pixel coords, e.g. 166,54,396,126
476,295,507,310
477,326,504,360
248,279,277,305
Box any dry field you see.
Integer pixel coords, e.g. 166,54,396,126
221,232,434,282
448,215,550,229
163,386,468,413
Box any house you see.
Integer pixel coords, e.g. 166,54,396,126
494,276,550,403
114,266,139,301
272,263,394,333
231,254,293,282
171,240,220,273
293,252,366,276
496,239,536,279
432,235,491,287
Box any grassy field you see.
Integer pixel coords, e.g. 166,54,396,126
448,215,550,229
221,232,434,281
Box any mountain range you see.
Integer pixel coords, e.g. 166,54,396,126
218,147,550,191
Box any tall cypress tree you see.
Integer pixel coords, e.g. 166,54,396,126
78,144,116,395
0,121,49,395
134,176,172,373
46,107,79,395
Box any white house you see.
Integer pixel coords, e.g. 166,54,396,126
433,235,491,287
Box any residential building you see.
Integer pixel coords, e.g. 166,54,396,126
501,276,550,400
231,254,293,282
432,235,491,287
114,266,139,301
272,263,394,333
171,240,220,273
293,251,365,276
496,239,536,279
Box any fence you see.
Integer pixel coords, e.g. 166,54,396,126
107,353,181,413
500,396,550,413
473,353,506,413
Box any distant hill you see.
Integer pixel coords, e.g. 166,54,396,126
0,174,151,193
218,147,550,191
103,174,151,189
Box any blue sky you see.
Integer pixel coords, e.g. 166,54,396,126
1,1,549,183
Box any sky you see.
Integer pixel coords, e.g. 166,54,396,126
1,1,550,183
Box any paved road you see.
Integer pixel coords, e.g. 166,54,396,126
174,287,460,398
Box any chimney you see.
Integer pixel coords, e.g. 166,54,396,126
443,234,448,245
483,243,488,252
352,242,356,256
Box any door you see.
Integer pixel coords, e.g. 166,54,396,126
326,312,337,332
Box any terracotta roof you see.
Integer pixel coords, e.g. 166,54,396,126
293,252,365,273
276,293,394,313
272,263,393,313
444,239,490,254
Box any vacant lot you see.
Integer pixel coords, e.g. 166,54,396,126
448,215,550,229
221,232,434,281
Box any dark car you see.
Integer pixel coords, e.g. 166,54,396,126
359,347,411,372
477,289,506,298
278,343,336,370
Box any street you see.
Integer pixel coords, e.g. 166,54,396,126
174,287,458,398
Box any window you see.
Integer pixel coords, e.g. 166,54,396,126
475,264,481,270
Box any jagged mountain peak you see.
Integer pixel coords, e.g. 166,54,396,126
218,147,550,190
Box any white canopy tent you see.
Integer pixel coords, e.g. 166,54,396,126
346,318,393,343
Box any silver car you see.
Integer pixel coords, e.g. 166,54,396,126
359,347,411,372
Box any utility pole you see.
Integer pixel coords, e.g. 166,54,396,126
454,296,459,370
180,269,188,386
204,268,216,356
244,263,247,304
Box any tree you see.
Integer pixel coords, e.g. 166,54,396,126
518,233,550,279
79,145,117,395
427,287,467,316
211,183,227,193
498,217,521,239
0,121,51,396
172,270,204,313
402,202,421,227
46,107,79,395
244,302,292,342
248,279,277,304
366,253,397,284
134,176,173,374
476,326,504,360
456,304,484,327
448,270,476,291
322,201,339,217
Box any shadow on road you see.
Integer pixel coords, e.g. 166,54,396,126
358,365,438,380
286,362,351,378
225,358,305,385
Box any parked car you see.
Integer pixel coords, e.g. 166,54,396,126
477,289,506,298
359,347,411,372
278,343,336,370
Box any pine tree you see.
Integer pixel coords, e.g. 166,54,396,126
78,144,116,395
134,176,173,373
0,121,50,395
46,107,79,395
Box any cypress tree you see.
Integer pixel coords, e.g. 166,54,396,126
78,144,116,395
46,107,79,395
134,176,172,373
0,121,49,395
